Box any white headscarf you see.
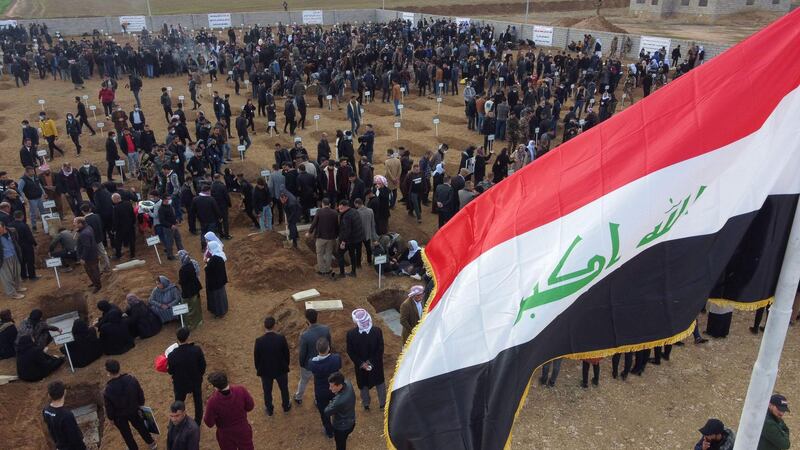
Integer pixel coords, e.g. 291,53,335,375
204,231,222,248
207,241,227,261
351,308,372,334
407,240,421,259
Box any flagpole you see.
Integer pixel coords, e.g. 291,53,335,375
732,202,800,450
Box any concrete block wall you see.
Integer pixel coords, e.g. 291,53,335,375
630,0,789,17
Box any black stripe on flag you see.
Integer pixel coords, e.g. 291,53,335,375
388,194,798,450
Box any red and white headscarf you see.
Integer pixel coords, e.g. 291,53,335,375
352,308,373,334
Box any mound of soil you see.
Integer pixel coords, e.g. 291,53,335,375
551,17,582,27
391,139,431,157
398,119,430,132
0,131,6,143
437,113,467,125
570,15,628,34
225,231,318,292
0,82,13,90
367,104,395,117
403,101,431,112
437,135,476,152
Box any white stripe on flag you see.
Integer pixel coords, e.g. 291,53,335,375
393,85,800,390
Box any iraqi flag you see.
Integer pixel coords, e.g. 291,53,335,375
386,10,800,450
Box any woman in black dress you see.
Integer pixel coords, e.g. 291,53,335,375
205,241,229,318
492,147,510,183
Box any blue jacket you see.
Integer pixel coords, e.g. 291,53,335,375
307,353,342,398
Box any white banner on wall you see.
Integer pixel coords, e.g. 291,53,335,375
401,12,415,23
456,17,470,28
302,10,324,24
532,25,554,47
639,35,672,56
208,13,232,29
0,20,18,28
119,16,147,32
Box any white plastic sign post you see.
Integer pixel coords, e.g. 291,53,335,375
46,257,63,288
433,117,440,136
394,122,401,141
488,134,496,152
178,95,185,101
37,149,48,158
268,121,275,136
438,82,444,95
146,235,163,264
43,200,56,210
82,94,88,100
364,91,371,103
579,119,586,130
499,76,504,87
54,332,75,373
89,105,97,121
206,83,212,95
260,169,270,178
398,104,404,118
313,114,320,131
97,122,105,130
374,254,387,288
436,97,442,114
171,303,189,327
166,86,172,93
115,159,125,178
237,144,246,160
535,127,540,142
38,99,45,110
326,94,333,110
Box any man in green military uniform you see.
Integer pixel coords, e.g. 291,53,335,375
758,394,791,450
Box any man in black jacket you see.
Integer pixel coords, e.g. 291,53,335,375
19,138,40,169
111,193,136,259
75,216,101,292
44,380,87,450
21,120,39,147
103,359,157,450
235,110,251,150
283,96,296,135
105,131,121,182
9,211,37,280
253,316,291,416
210,175,232,239
168,328,206,425
78,160,102,203
337,200,365,278
92,182,114,244
75,97,96,135
296,165,317,223
237,174,259,229
190,184,221,248
80,203,111,272
158,195,184,260
166,401,200,450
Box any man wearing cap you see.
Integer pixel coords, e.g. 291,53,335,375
399,285,425,343
695,418,735,450
758,394,790,450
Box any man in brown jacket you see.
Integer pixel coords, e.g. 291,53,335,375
399,285,425,343
384,149,401,209
307,198,339,277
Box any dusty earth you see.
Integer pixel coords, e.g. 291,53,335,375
0,27,798,450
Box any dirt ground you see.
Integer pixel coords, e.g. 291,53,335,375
0,28,799,450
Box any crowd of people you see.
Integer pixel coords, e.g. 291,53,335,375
35,302,395,450
0,14,793,450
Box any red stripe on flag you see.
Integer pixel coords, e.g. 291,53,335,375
426,10,800,311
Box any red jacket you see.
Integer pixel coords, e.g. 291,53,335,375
203,385,254,450
99,88,115,103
